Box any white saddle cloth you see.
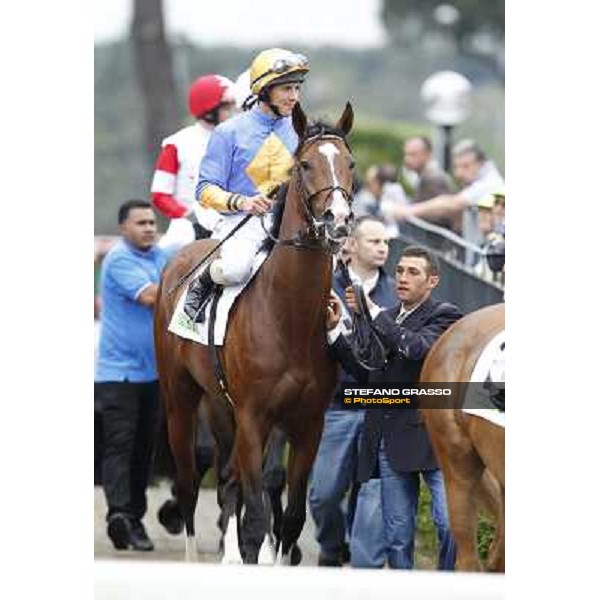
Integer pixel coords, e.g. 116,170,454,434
463,330,505,428
168,250,268,346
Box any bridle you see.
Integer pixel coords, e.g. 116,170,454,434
261,133,354,252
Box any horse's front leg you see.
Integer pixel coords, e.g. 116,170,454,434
201,394,243,564
263,427,287,542
235,409,272,564
277,414,324,565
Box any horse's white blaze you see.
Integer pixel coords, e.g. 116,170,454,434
318,142,350,223
185,535,198,562
221,516,243,564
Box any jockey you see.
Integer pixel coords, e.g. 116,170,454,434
184,48,310,321
151,74,236,249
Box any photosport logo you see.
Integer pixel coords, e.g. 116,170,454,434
339,383,462,410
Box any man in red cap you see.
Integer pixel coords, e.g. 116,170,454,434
151,74,236,249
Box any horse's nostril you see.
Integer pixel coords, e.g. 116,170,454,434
323,210,334,223
334,224,349,238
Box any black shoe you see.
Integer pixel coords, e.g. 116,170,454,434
157,499,184,535
317,553,343,567
290,544,303,566
107,514,132,550
129,520,154,552
183,268,216,323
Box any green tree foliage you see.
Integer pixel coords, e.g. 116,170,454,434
381,0,504,47
380,0,504,82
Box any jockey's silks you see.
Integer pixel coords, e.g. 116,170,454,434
196,105,298,213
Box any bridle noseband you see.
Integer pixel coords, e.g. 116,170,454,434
261,133,354,252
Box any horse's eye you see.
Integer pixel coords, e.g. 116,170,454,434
349,160,356,170
300,161,311,171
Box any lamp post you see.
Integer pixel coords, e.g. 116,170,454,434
420,71,472,172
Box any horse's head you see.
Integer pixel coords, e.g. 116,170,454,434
292,102,355,248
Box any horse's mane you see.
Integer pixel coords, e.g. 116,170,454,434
260,120,347,253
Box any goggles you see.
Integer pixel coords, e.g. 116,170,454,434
252,54,309,87
270,54,308,74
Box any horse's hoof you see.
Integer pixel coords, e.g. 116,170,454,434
290,544,302,566
221,553,244,565
157,499,184,535
275,548,292,566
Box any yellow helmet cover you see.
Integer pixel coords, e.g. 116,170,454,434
250,48,310,95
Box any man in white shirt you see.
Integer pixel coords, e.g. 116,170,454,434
392,140,504,247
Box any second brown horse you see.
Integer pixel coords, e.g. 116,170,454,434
154,103,355,564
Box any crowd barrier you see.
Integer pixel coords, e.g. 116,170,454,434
386,217,504,314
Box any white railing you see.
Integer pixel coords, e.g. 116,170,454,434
95,560,504,600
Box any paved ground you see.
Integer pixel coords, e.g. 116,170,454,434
94,483,320,564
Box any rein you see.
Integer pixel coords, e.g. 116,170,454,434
337,261,389,372
166,214,253,296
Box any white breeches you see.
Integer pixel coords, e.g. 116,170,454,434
210,214,271,285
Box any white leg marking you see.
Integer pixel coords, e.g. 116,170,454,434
275,546,292,566
221,515,243,564
185,535,199,562
258,534,276,565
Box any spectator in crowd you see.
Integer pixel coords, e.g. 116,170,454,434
474,192,497,281
95,199,169,552
326,246,463,570
151,74,236,249
485,189,506,278
491,189,505,236
310,216,395,567
94,295,103,486
353,164,408,238
474,188,505,281
477,193,497,239
392,140,504,246
401,136,455,230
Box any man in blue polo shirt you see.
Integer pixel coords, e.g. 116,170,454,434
95,199,168,551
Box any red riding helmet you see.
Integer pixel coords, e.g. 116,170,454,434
188,74,235,119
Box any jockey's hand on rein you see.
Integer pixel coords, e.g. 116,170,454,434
241,194,272,216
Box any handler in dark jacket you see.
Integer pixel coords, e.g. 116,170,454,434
326,245,463,570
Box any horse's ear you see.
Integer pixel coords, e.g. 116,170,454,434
336,102,354,136
292,103,308,139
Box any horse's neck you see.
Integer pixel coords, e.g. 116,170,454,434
259,180,332,333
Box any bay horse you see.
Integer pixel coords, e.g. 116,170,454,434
154,102,355,564
419,303,505,571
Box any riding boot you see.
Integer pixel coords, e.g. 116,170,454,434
183,268,216,323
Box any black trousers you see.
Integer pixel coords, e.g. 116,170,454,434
97,380,160,521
